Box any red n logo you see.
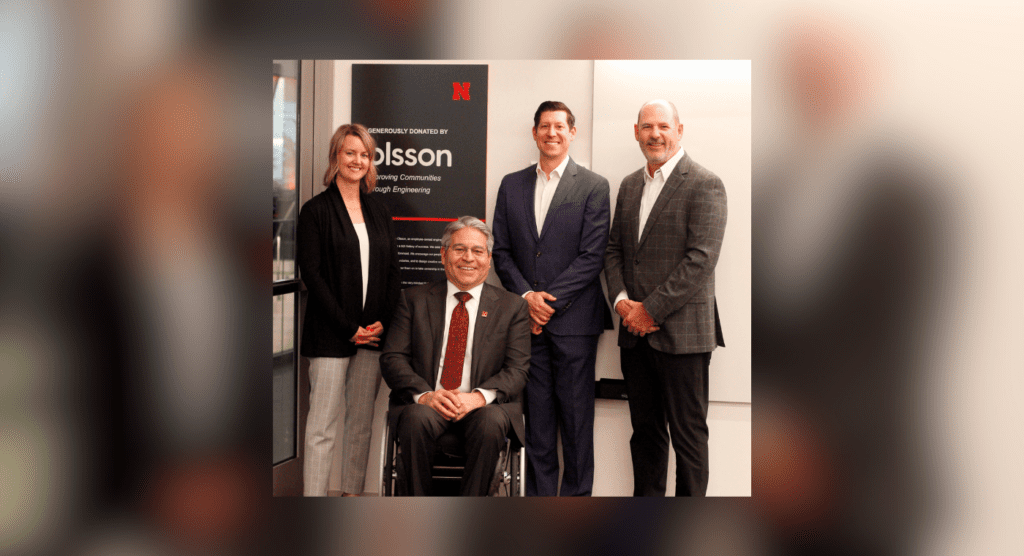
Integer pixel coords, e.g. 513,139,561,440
452,82,471,100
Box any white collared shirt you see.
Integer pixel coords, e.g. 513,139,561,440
614,147,686,308
534,155,570,235
413,280,496,404
638,147,685,238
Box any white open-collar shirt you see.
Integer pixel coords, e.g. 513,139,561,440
614,147,686,307
534,155,571,235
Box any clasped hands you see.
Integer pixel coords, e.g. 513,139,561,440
615,299,660,336
524,291,556,335
419,388,486,421
350,321,383,347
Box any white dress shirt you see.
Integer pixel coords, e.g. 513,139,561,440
352,222,370,309
534,155,570,236
412,280,496,404
638,147,685,237
614,147,686,308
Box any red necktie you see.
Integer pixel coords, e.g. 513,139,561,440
440,291,472,390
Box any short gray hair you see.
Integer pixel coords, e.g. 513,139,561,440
441,216,494,253
638,99,680,125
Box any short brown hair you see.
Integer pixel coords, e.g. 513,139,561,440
322,123,378,194
533,101,575,129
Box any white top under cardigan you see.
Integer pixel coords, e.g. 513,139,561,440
352,222,370,309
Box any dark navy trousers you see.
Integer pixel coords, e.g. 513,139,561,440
524,331,599,496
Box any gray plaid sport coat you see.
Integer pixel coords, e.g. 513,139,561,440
605,151,727,354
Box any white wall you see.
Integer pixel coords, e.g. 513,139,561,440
320,60,750,496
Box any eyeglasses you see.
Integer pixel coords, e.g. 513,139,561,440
448,245,488,257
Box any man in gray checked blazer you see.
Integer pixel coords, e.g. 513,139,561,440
604,99,727,496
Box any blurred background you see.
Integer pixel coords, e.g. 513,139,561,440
1,0,1020,555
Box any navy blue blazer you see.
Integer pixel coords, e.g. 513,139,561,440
492,157,613,336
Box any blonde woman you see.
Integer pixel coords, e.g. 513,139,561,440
297,124,399,496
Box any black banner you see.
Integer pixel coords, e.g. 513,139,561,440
352,64,488,287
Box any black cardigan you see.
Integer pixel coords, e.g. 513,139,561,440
297,185,400,358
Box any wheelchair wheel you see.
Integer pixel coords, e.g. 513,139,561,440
506,446,521,496
496,443,523,497
380,410,395,496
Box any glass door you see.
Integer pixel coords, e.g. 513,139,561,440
272,60,304,495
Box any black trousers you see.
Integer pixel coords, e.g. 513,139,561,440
395,403,511,496
620,337,711,496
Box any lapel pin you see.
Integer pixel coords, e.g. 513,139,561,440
482,311,488,318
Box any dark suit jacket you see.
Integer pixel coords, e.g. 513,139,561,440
297,185,400,358
605,151,727,354
380,281,531,443
491,157,613,335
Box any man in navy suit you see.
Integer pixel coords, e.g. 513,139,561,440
492,101,611,496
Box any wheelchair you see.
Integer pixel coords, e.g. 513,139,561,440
379,407,525,496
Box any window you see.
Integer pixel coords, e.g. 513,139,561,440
273,60,300,465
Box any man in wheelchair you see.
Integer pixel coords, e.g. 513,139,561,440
380,216,530,495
